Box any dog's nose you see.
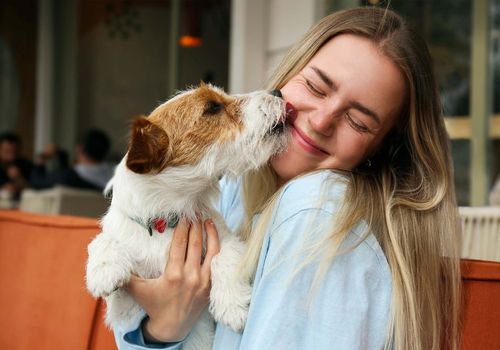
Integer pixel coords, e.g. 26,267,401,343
269,89,282,98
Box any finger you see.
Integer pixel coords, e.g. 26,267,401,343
167,218,190,268
201,219,221,275
185,217,203,267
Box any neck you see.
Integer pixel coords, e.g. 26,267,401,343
77,154,99,165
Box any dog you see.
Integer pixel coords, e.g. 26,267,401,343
85,83,289,349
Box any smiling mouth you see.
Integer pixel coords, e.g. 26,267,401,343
291,124,329,156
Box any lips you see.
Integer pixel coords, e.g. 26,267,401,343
292,127,329,156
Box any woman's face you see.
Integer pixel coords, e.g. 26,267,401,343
272,34,406,183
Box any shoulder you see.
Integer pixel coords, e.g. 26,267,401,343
58,168,100,190
264,170,390,280
270,170,348,230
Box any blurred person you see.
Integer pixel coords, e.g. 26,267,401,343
31,128,114,191
0,131,33,199
36,143,70,173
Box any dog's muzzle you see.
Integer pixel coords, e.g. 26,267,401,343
269,121,286,135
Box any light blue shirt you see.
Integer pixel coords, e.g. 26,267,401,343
115,170,393,350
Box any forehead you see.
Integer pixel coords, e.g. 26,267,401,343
306,34,406,127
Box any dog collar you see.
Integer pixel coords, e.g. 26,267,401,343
131,213,179,236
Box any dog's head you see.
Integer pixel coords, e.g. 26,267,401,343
126,83,289,178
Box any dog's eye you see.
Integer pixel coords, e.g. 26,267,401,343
204,101,223,116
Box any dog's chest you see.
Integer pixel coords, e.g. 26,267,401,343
129,227,174,279
106,210,176,279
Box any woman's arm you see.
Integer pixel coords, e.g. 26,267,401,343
115,218,220,349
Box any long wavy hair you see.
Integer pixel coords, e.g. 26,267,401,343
238,7,461,350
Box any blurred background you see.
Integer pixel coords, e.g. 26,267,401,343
0,0,499,207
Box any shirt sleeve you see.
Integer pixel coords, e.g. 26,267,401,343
216,175,245,232
238,206,393,350
114,318,185,350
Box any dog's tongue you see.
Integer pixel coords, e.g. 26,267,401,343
285,102,297,123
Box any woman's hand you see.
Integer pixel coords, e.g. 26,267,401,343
125,218,220,343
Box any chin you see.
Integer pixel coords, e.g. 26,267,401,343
271,150,311,183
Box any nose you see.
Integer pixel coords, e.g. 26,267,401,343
308,104,343,136
269,89,282,98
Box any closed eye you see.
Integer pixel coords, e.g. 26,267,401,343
204,100,223,115
344,112,371,133
305,79,326,97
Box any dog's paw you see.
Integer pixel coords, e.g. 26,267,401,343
208,236,252,332
209,288,250,332
209,253,251,332
86,257,132,298
86,233,134,298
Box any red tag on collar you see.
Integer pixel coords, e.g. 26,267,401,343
154,218,166,233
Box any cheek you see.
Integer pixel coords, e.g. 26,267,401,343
314,126,372,169
334,132,374,163
281,81,306,104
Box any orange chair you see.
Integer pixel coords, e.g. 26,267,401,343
0,210,115,350
1,210,500,349
461,259,500,349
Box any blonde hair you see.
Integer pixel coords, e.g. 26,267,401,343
239,7,461,350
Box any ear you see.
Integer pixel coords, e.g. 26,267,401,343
126,117,170,174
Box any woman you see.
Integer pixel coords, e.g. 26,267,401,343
116,7,461,350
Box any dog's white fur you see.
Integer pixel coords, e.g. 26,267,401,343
86,86,288,349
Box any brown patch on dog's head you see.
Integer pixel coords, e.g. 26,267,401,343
152,84,244,166
126,117,170,174
126,84,246,174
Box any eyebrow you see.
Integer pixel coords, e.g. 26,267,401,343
350,101,381,125
310,66,382,125
311,66,335,89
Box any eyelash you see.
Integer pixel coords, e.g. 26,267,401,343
305,79,326,97
344,112,370,133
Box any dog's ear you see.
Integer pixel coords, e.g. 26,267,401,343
126,117,170,174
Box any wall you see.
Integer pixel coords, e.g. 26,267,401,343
78,4,171,158
0,1,37,158
229,0,321,93
78,1,230,158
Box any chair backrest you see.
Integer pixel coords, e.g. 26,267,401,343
0,210,115,349
19,185,110,218
461,259,500,349
459,207,500,261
